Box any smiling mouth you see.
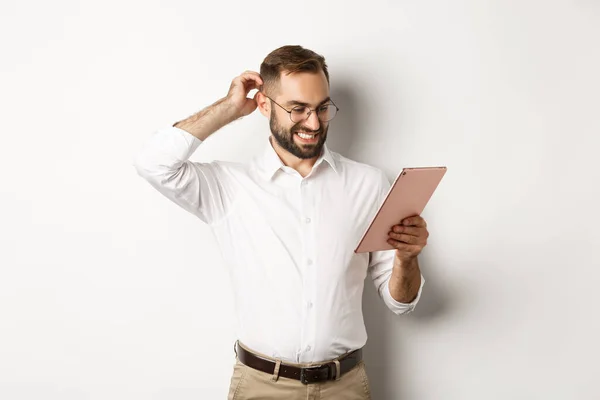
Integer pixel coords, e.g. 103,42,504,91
295,131,319,141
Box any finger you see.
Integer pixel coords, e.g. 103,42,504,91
239,77,263,94
242,70,262,79
242,80,261,93
240,75,262,86
402,216,427,227
388,232,424,245
233,72,262,86
236,75,261,88
386,240,414,251
241,97,258,116
391,226,422,236
240,71,263,86
230,79,260,99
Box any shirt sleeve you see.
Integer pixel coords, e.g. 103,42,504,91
368,248,425,315
367,170,425,315
133,126,234,225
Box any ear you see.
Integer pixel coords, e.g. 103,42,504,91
255,91,270,118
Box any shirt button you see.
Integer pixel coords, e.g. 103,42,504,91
306,345,311,351
307,301,313,309
307,259,313,265
305,217,311,223
302,180,308,186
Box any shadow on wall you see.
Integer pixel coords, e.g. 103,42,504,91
330,80,454,399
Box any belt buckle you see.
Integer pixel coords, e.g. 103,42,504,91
300,365,327,385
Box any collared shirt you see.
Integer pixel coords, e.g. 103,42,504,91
133,126,425,363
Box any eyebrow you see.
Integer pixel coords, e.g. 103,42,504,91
285,97,331,108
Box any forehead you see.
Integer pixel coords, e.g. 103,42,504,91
277,70,329,105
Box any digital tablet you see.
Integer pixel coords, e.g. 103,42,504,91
354,166,447,253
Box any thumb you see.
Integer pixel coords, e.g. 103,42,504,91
242,97,258,116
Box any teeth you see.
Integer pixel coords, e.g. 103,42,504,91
297,132,316,139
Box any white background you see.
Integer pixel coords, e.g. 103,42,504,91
1,0,599,399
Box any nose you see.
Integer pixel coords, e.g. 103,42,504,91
304,110,321,131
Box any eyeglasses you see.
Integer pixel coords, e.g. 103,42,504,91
262,93,339,123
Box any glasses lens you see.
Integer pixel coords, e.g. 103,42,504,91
317,104,337,122
290,107,308,123
289,104,338,122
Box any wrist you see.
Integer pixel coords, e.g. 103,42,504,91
393,254,419,274
220,96,246,123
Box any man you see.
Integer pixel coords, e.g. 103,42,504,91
134,45,427,400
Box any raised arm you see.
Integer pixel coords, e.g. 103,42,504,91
133,71,263,225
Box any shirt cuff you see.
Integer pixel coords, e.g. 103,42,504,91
133,125,203,178
382,273,425,315
160,125,203,159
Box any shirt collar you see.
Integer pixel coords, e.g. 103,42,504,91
258,135,338,181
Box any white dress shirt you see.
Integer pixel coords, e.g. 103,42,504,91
133,126,425,363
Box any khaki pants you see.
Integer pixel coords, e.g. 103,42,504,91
227,344,372,400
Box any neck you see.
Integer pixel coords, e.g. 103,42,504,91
269,136,321,178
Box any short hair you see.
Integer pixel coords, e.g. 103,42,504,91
260,45,329,96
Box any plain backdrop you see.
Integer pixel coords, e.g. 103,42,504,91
1,0,599,399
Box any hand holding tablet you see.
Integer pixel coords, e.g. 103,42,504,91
354,167,447,253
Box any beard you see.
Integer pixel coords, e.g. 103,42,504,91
269,112,328,160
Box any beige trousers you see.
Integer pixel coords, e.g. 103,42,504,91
227,343,372,400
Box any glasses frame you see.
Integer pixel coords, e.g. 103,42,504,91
262,93,340,123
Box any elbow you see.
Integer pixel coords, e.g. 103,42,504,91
382,277,424,316
133,156,158,183
384,296,418,315
132,153,179,183
389,303,417,316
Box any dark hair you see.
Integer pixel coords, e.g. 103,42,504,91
260,45,329,95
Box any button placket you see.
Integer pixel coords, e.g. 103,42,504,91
299,177,316,362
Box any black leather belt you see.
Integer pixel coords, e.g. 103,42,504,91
235,342,363,384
